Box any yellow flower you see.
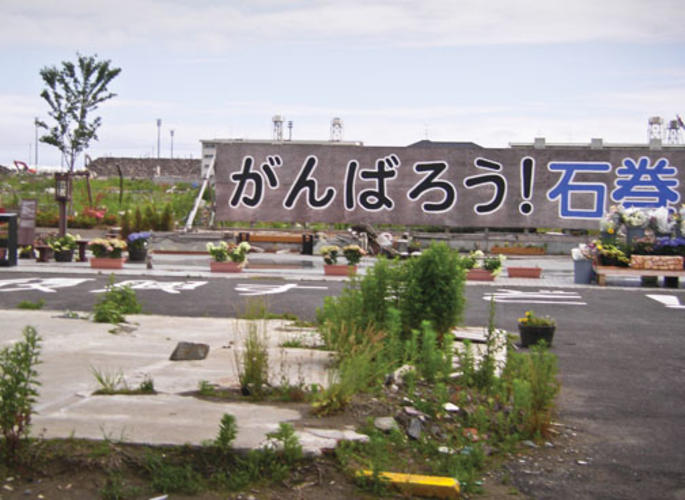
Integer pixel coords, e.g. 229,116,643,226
608,228,614,234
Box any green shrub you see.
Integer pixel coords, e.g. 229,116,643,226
17,299,45,310
160,202,174,231
0,326,42,460
144,452,202,495
400,242,465,338
133,207,144,232
215,413,237,451
120,210,132,239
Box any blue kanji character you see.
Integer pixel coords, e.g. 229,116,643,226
463,158,507,215
611,156,680,208
283,155,336,210
407,161,457,213
546,162,611,219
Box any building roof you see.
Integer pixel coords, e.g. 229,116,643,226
407,140,483,149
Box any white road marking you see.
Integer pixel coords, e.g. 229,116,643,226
235,283,328,296
483,289,586,305
90,280,208,295
0,278,94,293
646,294,685,309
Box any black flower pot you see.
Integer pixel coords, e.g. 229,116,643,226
128,247,148,262
518,325,555,347
54,250,74,262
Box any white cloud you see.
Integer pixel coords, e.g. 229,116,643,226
2,0,683,51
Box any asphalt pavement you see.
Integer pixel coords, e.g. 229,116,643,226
1,250,684,498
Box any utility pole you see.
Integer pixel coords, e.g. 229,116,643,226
156,118,162,158
34,117,39,165
170,129,175,158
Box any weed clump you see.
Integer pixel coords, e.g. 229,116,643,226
93,275,142,323
0,326,42,461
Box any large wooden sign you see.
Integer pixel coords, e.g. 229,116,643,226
214,142,685,229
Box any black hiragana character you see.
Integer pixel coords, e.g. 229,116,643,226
463,157,508,215
357,154,399,211
261,155,282,189
407,161,457,213
229,156,264,208
283,155,336,209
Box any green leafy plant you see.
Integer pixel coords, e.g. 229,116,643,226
265,422,302,464
319,245,341,265
17,299,45,310
518,310,555,327
214,413,237,451
47,232,79,252
400,242,466,338
235,322,269,399
206,241,250,263
198,379,216,396
342,244,366,265
93,276,141,324
89,238,127,258
91,367,127,394
144,451,202,495
0,326,42,460
37,53,121,172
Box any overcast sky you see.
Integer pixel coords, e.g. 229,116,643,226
1,0,684,168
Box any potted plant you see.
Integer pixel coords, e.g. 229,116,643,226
342,244,365,265
207,241,250,272
595,241,630,267
518,310,556,347
18,245,35,259
48,233,79,262
127,231,151,262
320,244,353,276
88,238,127,269
464,250,504,281
507,265,542,278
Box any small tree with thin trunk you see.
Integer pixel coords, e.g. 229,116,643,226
37,53,121,172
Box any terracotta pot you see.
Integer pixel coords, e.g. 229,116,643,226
519,325,555,347
324,264,357,276
90,257,125,269
507,267,542,278
466,268,495,281
490,246,545,255
210,260,244,273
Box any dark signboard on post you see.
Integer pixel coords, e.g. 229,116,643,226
214,142,685,229
18,199,37,246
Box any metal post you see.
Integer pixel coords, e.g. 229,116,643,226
156,118,162,158
34,117,39,166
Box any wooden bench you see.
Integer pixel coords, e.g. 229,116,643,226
236,232,314,254
594,265,685,287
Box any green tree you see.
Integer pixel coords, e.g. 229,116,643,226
37,53,121,172
400,242,466,339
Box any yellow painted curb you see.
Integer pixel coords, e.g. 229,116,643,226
357,469,460,499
